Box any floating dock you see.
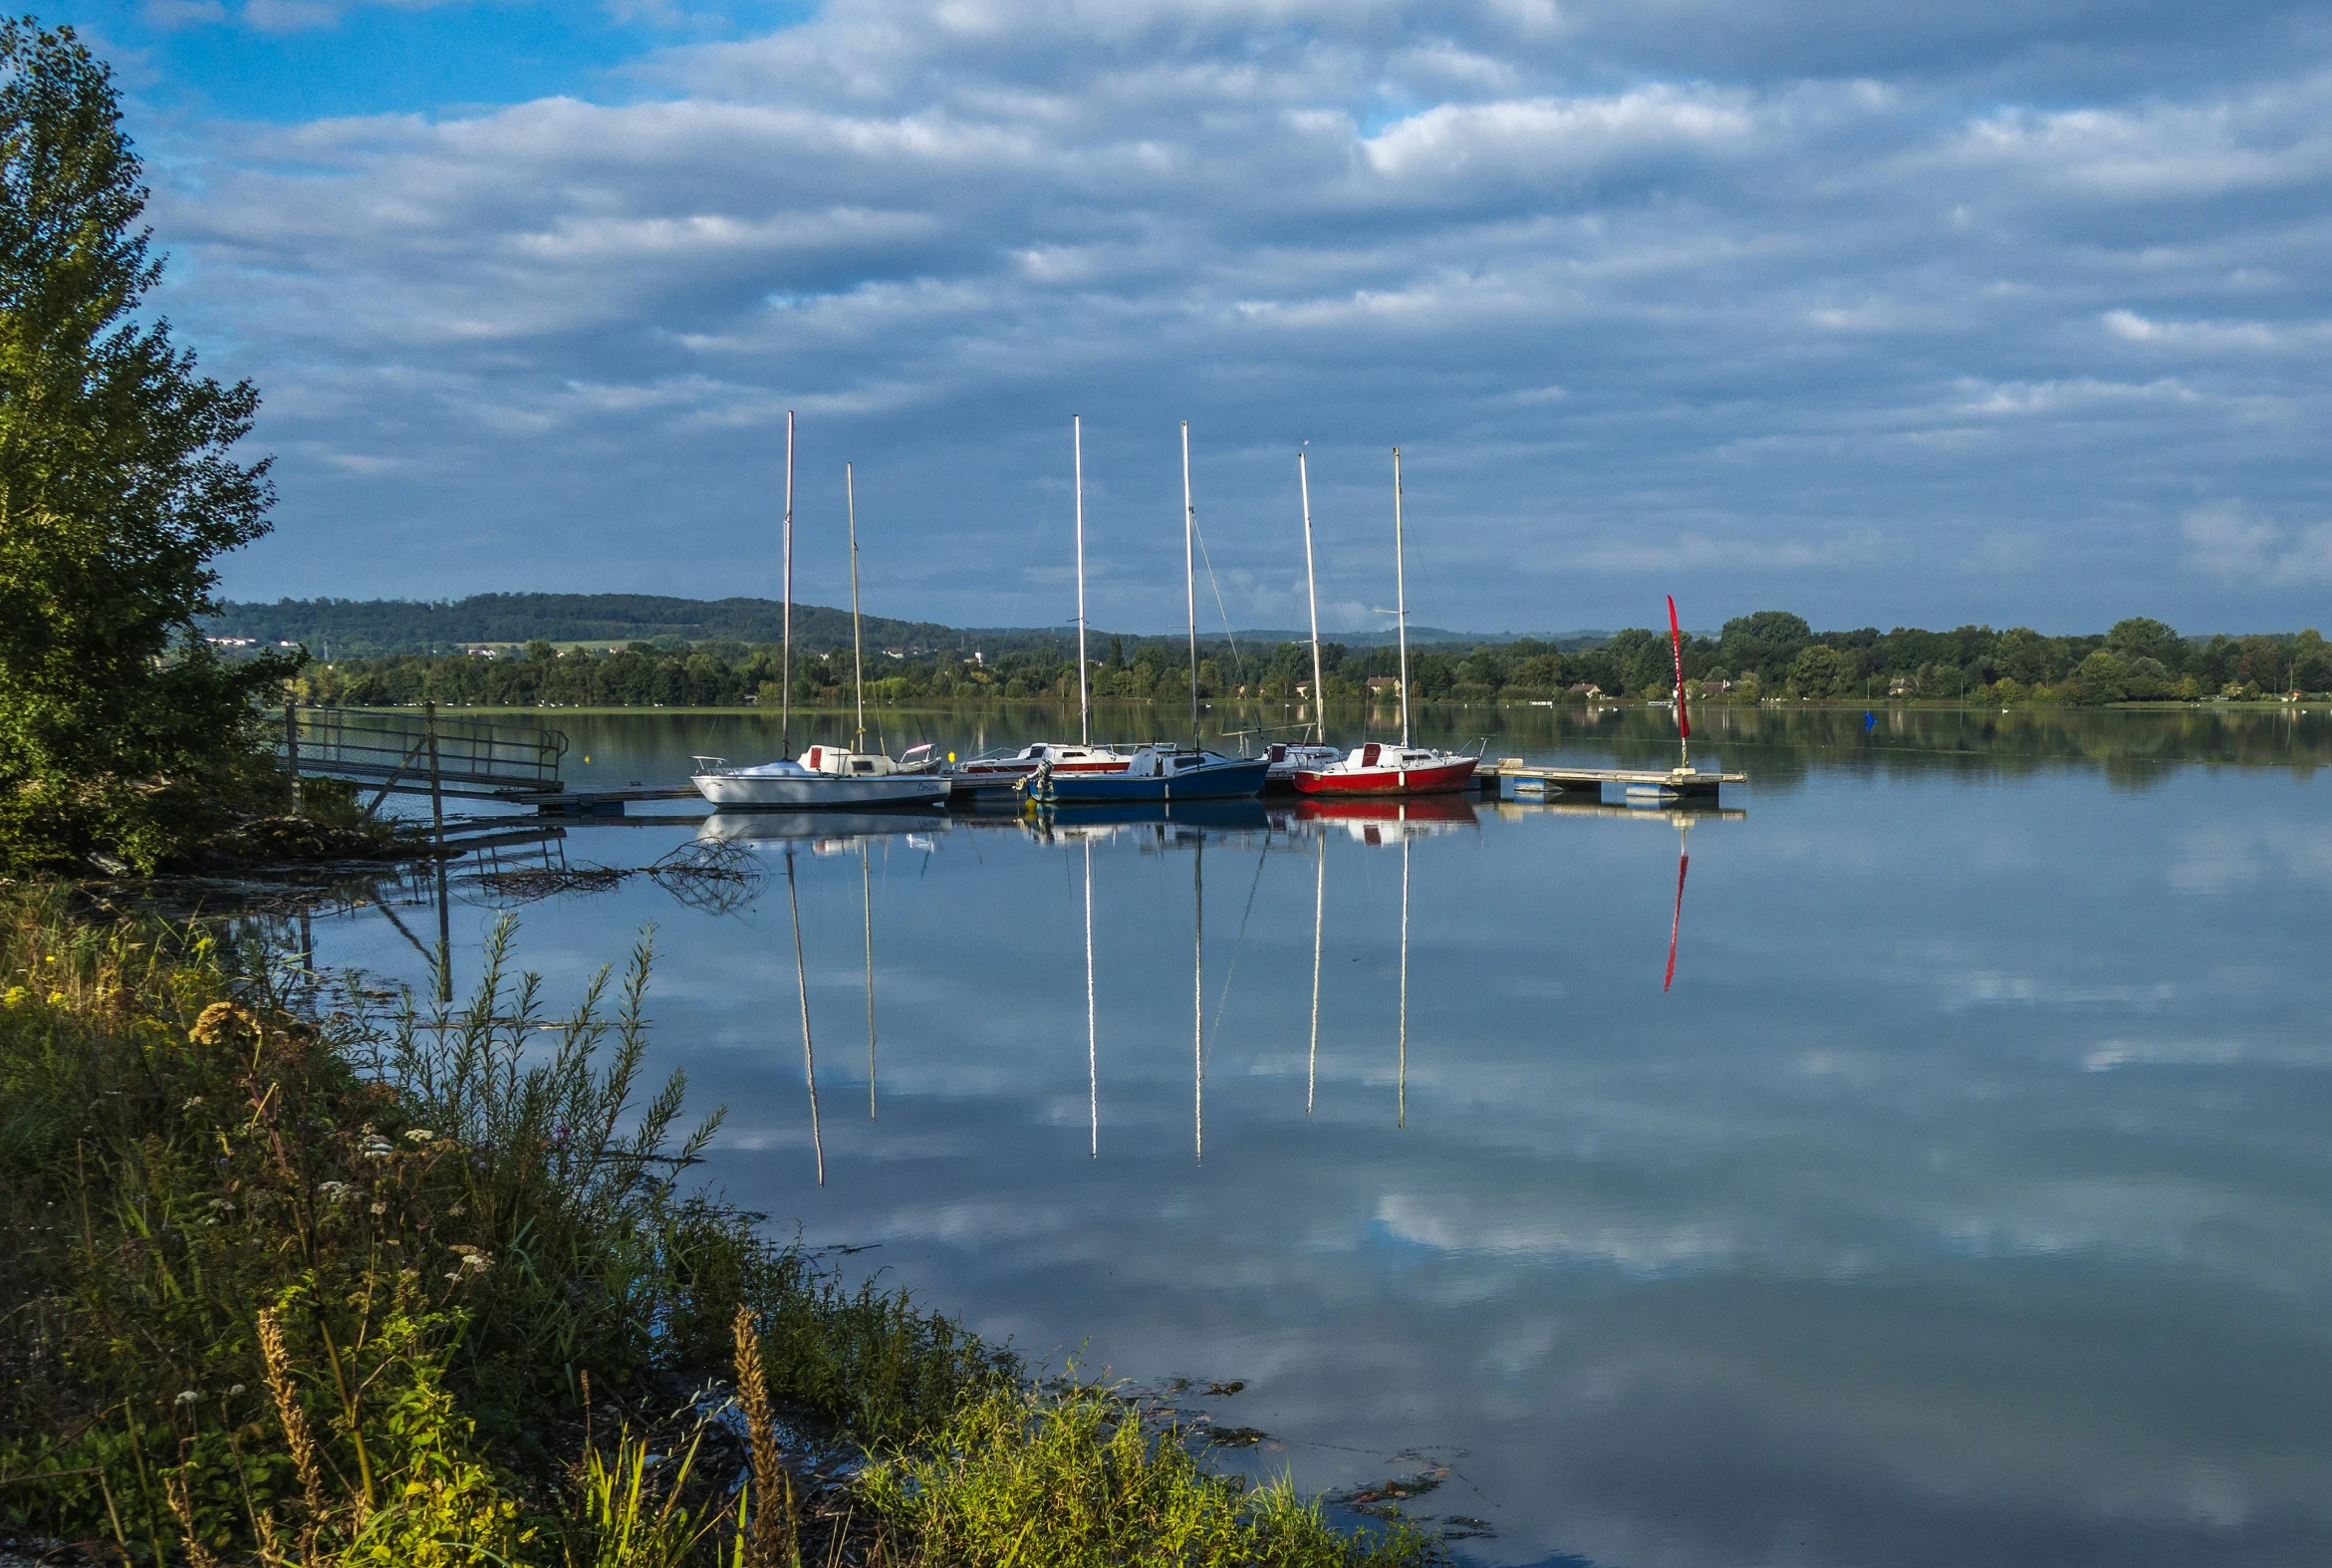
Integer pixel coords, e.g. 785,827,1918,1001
1471,757,1744,799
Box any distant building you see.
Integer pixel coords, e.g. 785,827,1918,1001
1568,681,1605,698
1888,675,1914,696
1367,675,1401,693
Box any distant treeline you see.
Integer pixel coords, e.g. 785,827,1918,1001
294,612,2331,709
206,592,1042,658
204,592,1562,657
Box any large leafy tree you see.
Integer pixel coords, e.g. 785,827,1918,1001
0,18,293,871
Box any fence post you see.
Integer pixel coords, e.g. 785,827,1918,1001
284,698,302,817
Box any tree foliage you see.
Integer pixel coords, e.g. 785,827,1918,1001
0,19,290,871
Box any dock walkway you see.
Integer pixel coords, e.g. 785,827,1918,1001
1471,757,1745,798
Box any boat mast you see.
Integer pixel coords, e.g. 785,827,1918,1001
1393,446,1411,747
848,462,865,754
1299,447,1324,744
782,409,795,757
1182,420,1199,749
1075,415,1089,747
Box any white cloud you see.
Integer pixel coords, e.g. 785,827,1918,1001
109,0,2332,627
1358,85,1758,182
2181,501,2332,586
2103,309,2332,353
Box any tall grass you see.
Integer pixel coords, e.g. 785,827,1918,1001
860,1379,1436,1568
0,881,1436,1567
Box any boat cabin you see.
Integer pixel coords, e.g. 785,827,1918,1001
800,745,901,776
1343,744,1440,769
1122,747,1228,777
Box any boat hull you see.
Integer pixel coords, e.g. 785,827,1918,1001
692,772,949,809
1289,757,1478,796
1041,758,1270,802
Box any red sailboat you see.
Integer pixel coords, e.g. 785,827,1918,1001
1291,446,1478,798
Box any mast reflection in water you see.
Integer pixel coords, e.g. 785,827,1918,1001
314,709,2332,1568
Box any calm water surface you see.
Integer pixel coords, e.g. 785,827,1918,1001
318,705,2332,1568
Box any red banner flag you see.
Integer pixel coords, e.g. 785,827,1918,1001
1667,595,1690,741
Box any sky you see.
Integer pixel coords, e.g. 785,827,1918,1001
56,0,2332,635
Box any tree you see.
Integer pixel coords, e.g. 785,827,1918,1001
2104,617,2185,674
1788,644,1854,698
0,21,290,870
1718,611,1813,684
2070,650,2130,706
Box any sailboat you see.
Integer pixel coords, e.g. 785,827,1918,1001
692,423,949,809
1265,445,1341,790
1037,422,1268,803
1290,448,1478,797
949,417,1135,790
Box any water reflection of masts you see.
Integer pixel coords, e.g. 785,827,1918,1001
861,840,877,1121
1084,838,1097,1158
1193,832,1205,1162
1664,818,1691,994
786,854,825,1184
1308,832,1324,1116
1398,827,1409,1129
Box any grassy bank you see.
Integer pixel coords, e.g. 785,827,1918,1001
0,883,1432,1566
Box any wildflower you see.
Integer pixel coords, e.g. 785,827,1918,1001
370,1201,388,1215
317,1180,351,1201
176,1390,198,1406
404,1128,436,1143
446,1202,466,1217
182,1096,205,1110
228,1384,246,1397
46,991,65,1005
1,985,26,1007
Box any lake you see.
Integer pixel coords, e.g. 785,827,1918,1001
307,703,2332,1568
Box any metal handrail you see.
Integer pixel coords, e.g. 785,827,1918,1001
278,706,569,795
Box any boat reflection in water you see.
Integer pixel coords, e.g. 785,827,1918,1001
716,787,1730,1178
699,810,951,846
1289,792,1478,844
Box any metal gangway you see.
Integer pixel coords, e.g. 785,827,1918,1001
277,705,568,809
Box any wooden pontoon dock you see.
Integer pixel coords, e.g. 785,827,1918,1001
1470,757,1744,799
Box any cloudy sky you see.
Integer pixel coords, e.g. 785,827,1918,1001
64,0,2332,634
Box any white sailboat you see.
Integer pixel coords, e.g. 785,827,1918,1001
1290,447,1478,798
693,421,948,809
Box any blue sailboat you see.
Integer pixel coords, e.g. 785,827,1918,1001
1033,419,1265,805
1032,745,1270,803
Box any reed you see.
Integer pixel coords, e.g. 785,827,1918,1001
0,880,1436,1567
